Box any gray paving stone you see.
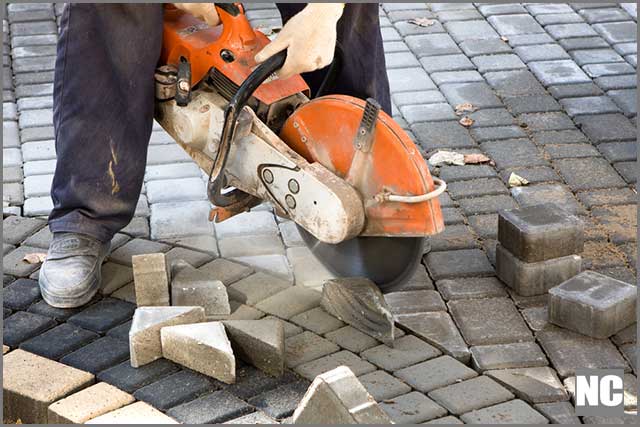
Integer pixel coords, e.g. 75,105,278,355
488,14,544,35
533,402,580,424
425,248,494,280
21,126,55,143
460,399,549,424
458,194,519,216
21,140,55,161
294,350,375,381
485,70,547,96
613,42,637,56
411,121,476,151
392,90,445,107
436,9,483,23
583,62,636,78
560,96,621,117
519,112,575,131
324,325,380,354
466,108,516,127
593,21,637,44
144,162,201,181
109,238,170,266
438,164,497,183
427,223,479,251
558,36,611,52
436,276,507,301
608,88,637,117
529,60,591,86
470,125,528,141
420,54,476,73
394,355,478,393
613,161,636,184
395,312,470,363
547,22,599,39
532,129,588,145
472,54,526,73
487,366,569,404
527,4,574,15
150,201,214,240
394,19,445,37
545,143,601,158
289,306,344,335
576,113,636,143
425,415,465,424
504,95,562,115
379,391,447,424
3,245,44,277
536,12,584,26
459,38,512,57
440,82,503,108
576,187,637,209
514,44,570,63
3,215,45,245
215,210,278,238
554,157,627,190
399,103,457,123
362,334,441,371
23,159,56,177
358,369,411,402
481,138,547,170
572,48,625,66
537,327,630,377
227,272,290,306
387,67,435,92
3,148,22,167
511,184,584,215
168,390,253,424
508,33,555,46
428,375,515,415
471,341,548,371
444,20,500,42
477,4,527,16
284,331,339,368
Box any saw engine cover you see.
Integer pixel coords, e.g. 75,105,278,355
280,95,444,237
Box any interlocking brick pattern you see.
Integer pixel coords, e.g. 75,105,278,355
2,2,637,424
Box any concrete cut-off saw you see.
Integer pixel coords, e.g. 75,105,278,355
154,3,446,291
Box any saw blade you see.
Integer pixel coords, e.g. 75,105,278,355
297,225,425,292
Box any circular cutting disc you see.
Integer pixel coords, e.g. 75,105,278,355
297,225,425,292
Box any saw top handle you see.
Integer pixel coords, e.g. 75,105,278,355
213,2,259,52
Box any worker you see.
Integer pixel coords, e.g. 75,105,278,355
39,3,391,308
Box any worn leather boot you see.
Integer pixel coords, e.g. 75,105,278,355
39,232,110,308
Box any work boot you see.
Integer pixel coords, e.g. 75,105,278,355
39,232,110,308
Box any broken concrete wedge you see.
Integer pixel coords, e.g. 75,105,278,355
132,253,171,306
160,321,235,384
171,260,230,318
321,277,394,345
292,365,392,424
129,306,205,367
222,319,285,377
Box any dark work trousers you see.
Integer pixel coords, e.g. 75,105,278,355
49,4,390,242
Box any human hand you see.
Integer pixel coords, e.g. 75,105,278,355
173,3,220,26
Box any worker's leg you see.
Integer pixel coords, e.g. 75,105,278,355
276,3,391,114
41,4,163,308
48,4,163,242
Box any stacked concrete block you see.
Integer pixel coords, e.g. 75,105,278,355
496,204,583,296
549,271,636,338
132,253,171,306
129,306,205,367
170,260,230,318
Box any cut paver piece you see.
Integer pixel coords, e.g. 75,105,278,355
129,306,204,367
498,204,584,262
222,319,284,377
47,382,134,423
292,366,392,424
394,355,478,393
85,401,178,424
3,349,95,424
470,342,548,371
487,367,569,404
448,297,533,345
132,253,170,306
428,375,515,415
397,312,470,362
534,402,580,424
160,321,235,383
548,270,637,338
496,244,582,296
170,260,230,317
460,399,548,424
321,277,394,345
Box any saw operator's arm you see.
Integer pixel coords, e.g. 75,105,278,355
254,3,345,79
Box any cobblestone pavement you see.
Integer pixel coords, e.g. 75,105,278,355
3,2,638,424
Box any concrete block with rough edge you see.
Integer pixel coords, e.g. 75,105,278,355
47,382,134,423
132,253,170,306
85,401,178,424
292,366,392,424
396,312,470,363
170,260,230,317
3,349,95,424
498,204,584,262
161,321,235,383
129,306,205,367
549,271,636,338
222,319,285,377
496,244,581,296
321,277,394,346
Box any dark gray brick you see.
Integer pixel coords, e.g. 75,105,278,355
420,54,475,73
98,358,180,393
458,194,519,215
444,20,500,43
593,21,637,44
571,48,625,65
411,121,477,151
554,157,627,190
168,390,254,424
487,14,544,36
481,139,547,170
68,297,135,333
442,208,466,225
221,365,297,400
428,224,480,251
404,33,460,57
507,33,554,46
472,54,526,73
546,23,598,39
459,38,512,57
470,125,528,141
503,95,562,114
27,298,89,322
598,142,637,163
436,276,507,301
3,278,41,310
545,143,601,159
528,60,591,86
558,36,611,51
613,161,636,184
436,9,483,23
583,62,636,78
3,216,46,245
485,70,547,96
514,44,570,63
547,82,603,98
511,184,584,214
59,335,130,374
134,369,219,410
440,82,503,109
19,323,98,360
248,380,310,420
519,112,575,131
576,188,637,209
439,164,497,182
425,249,495,280
531,129,588,145
466,108,515,128
608,88,637,117
447,178,509,199
575,113,636,143
2,311,56,347
595,75,637,90
560,96,621,117
467,213,500,239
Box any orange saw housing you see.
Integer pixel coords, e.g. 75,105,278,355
159,4,444,238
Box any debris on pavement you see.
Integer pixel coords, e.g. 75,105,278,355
129,306,205,367
549,271,637,339
292,366,392,424
496,204,584,296
321,277,395,346
428,150,492,167
160,321,236,384
454,102,476,115
508,172,529,187
170,260,230,318
222,319,285,377
458,116,475,127
22,252,46,264
408,17,436,27
132,253,171,307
